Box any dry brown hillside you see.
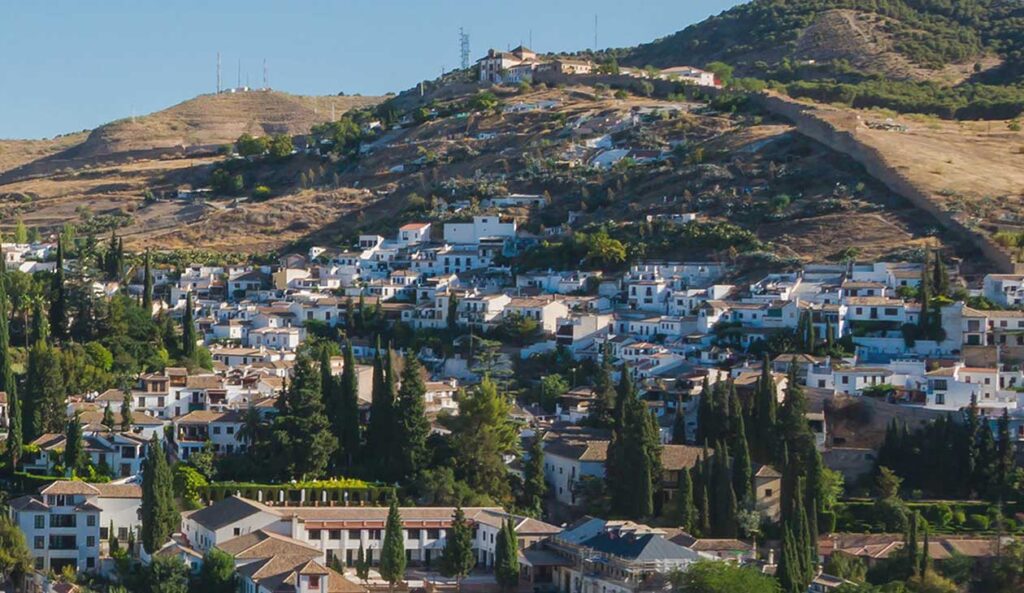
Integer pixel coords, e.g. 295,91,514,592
61,91,382,159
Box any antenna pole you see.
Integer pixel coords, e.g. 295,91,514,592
459,27,470,70
237,59,241,89
594,14,598,51
217,52,221,94
263,59,268,90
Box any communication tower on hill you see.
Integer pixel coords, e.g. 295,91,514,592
216,52,222,93
459,27,471,70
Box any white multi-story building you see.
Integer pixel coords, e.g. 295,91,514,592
10,481,142,574
983,274,1024,308
181,497,559,569
443,216,517,245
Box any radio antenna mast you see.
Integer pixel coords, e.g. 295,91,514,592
459,28,471,70
216,52,221,93
263,59,269,90
237,59,242,89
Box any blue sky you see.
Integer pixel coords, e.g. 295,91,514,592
0,0,741,139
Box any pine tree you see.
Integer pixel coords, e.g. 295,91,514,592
450,376,518,503
269,353,336,480
181,292,196,359
142,249,154,312
677,467,696,533
522,434,547,517
121,391,134,432
336,339,361,468
494,519,520,593
0,265,22,468
141,435,177,554
50,238,68,340
440,507,475,593
395,353,430,481
379,498,407,593
63,411,86,476
24,321,64,440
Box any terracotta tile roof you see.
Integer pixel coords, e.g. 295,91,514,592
40,481,101,496
94,483,143,498
218,529,320,559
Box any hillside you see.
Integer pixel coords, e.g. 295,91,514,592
618,0,1024,83
62,91,382,159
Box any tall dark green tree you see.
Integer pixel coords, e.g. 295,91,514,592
732,412,753,504
379,498,407,593
24,306,64,440
522,434,547,517
932,250,949,296
102,402,116,430
997,408,1016,499
711,441,738,537
0,265,22,468
49,238,68,340
142,249,154,312
121,391,134,432
587,346,616,428
269,353,336,480
449,376,518,503
494,518,520,593
365,339,398,481
63,411,86,476
197,548,236,593
752,357,778,463
336,339,361,467
395,353,430,481
677,467,696,533
141,435,177,554
181,292,197,359
440,507,475,593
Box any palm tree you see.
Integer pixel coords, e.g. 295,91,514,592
236,406,264,458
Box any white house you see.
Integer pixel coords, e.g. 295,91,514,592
10,481,142,574
983,274,1024,308
443,216,517,245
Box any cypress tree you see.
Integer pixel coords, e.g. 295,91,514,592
587,346,615,428
613,363,633,431
0,265,22,468
997,409,1015,499
379,498,406,593
102,402,116,430
109,521,120,554
753,357,778,464
777,525,801,593
121,391,134,432
792,478,814,585
337,339,361,467
320,346,336,424
142,249,154,312
440,507,475,593
344,296,355,333
919,524,930,577
365,338,396,480
141,435,177,554
732,411,753,504
919,253,932,334
522,434,547,517
181,292,197,359
712,441,738,537
906,511,920,577
50,238,68,340
24,311,64,440
63,411,86,476
494,519,520,593
695,378,713,446
932,251,949,296
677,467,696,532
965,395,980,496
395,353,430,481
356,543,369,580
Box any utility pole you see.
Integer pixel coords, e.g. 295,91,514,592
216,52,221,94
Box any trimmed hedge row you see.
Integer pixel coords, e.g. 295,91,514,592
198,481,395,506
835,499,1024,534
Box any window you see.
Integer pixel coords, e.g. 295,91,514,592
329,530,341,540
428,529,440,539
87,557,96,569
87,515,96,527
309,529,322,539
348,529,361,539
309,576,321,590
884,308,898,316
227,426,235,435
34,557,43,570
841,376,849,385
234,528,241,536
34,536,44,549
87,536,96,547
213,426,221,435
765,489,774,497
34,515,44,529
